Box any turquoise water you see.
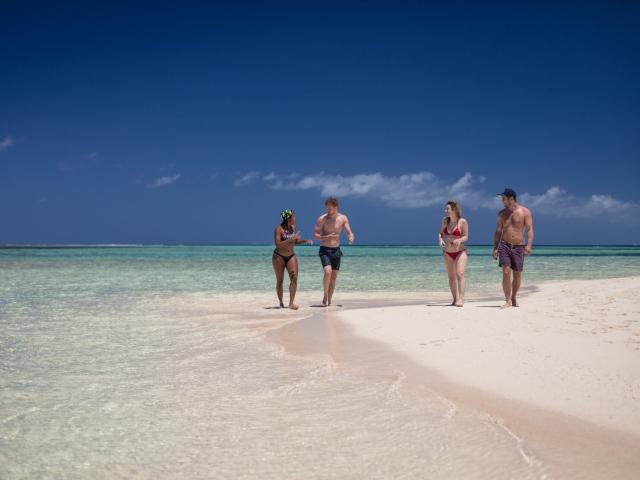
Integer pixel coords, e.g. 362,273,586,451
2,245,638,479
2,245,639,300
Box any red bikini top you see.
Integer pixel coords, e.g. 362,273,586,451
442,223,462,237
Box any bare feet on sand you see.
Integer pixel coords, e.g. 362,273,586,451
501,300,512,309
288,304,299,310
511,297,519,307
322,296,328,307
455,301,464,307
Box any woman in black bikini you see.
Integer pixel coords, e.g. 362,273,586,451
273,209,313,309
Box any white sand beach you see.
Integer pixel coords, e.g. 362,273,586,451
268,276,640,478
336,277,640,437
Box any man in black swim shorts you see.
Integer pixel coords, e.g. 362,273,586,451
313,197,355,307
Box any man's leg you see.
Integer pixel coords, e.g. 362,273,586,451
322,265,332,306
501,266,512,309
328,270,339,306
511,271,522,307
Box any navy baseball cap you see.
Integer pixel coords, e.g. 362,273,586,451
497,188,517,198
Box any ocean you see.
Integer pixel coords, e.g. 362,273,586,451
2,245,639,479
2,245,639,296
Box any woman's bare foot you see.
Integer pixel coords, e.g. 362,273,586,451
288,303,299,310
500,300,512,309
455,300,464,307
322,296,328,307
511,297,519,307
450,300,457,306
279,302,285,308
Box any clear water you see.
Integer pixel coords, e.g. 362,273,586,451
2,245,639,299
1,246,639,479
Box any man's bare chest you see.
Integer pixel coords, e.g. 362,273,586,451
504,212,524,229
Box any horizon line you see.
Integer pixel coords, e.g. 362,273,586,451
1,243,639,248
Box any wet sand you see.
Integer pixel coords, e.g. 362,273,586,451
267,278,640,479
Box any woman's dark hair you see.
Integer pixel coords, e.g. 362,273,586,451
280,213,295,231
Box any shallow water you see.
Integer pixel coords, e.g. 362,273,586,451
1,246,639,478
2,245,639,297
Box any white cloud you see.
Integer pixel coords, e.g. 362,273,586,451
148,174,181,188
520,187,639,218
242,169,639,220
233,171,261,186
0,135,15,152
262,170,486,208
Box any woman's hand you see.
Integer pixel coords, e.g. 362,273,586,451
439,239,446,249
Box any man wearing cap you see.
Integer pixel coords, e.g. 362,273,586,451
492,188,534,309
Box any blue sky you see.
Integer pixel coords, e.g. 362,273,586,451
1,2,639,245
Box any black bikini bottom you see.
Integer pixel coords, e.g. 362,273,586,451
273,250,295,265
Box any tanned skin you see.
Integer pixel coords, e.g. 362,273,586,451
492,196,534,308
313,204,355,306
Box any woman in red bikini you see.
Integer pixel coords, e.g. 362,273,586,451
273,209,313,310
438,201,469,307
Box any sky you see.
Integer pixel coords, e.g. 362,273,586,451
1,1,639,245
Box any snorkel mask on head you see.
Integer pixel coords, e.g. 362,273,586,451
280,209,294,221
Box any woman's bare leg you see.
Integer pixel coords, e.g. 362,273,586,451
286,256,299,310
443,254,457,305
455,251,468,307
272,254,286,307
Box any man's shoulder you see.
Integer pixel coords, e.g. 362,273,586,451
498,208,509,216
518,205,532,215
316,213,327,221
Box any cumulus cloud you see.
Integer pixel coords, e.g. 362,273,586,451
0,135,15,152
262,170,488,209
520,187,639,218
233,171,261,186
238,170,638,220
148,174,181,188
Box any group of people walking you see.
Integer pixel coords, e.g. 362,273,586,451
272,188,534,310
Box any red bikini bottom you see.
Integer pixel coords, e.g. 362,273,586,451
445,250,466,261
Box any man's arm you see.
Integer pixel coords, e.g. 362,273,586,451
492,213,504,259
314,216,331,241
343,215,355,245
525,209,534,255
